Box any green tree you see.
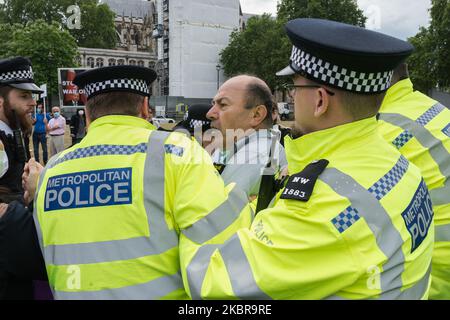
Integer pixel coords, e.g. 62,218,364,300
0,0,116,49
407,28,436,93
277,0,366,26
408,0,450,92
221,15,290,90
0,0,68,24
0,20,79,96
0,23,22,57
69,2,116,49
220,0,367,92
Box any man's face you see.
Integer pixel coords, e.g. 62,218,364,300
52,107,60,114
1,88,36,131
8,88,36,117
207,78,254,138
291,75,317,136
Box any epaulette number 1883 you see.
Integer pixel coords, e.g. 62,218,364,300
282,188,306,198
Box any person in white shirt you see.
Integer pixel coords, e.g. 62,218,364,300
47,106,66,157
207,75,287,208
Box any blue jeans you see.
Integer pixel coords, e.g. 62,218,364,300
32,132,48,164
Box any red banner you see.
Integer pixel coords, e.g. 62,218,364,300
58,68,90,108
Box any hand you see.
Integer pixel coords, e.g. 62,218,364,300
43,117,48,124
22,158,44,205
0,203,7,219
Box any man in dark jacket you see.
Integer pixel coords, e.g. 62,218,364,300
0,200,48,300
0,57,43,203
69,108,86,146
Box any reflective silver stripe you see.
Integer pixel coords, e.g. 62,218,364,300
186,245,221,300
54,272,183,300
219,234,271,299
394,265,431,300
44,237,169,265
143,131,179,251
186,235,271,300
326,265,431,300
379,106,449,206
430,184,450,207
436,224,450,242
182,186,249,243
221,164,264,195
320,168,406,299
40,131,179,266
37,131,184,299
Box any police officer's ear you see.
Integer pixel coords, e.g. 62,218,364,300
313,88,330,118
140,96,149,120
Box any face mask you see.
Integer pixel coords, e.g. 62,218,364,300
54,112,60,118
78,110,84,116
37,109,43,114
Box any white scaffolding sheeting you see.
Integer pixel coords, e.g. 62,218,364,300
169,0,240,99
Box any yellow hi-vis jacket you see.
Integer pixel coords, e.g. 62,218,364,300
378,78,450,299
33,115,252,300
180,118,434,300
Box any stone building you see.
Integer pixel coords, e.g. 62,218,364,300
74,0,247,117
76,0,159,94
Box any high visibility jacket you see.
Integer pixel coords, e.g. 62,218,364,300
33,115,252,300
378,78,450,299
181,118,434,300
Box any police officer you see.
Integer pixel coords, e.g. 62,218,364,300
29,65,252,299
0,57,48,299
378,63,450,299
0,57,42,203
180,19,434,300
172,103,212,138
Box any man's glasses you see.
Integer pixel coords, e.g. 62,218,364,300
283,84,335,96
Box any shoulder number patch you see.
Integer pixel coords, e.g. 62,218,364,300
280,159,329,202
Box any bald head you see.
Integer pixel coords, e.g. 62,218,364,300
222,75,270,94
208,74,274,135
224,75,274,126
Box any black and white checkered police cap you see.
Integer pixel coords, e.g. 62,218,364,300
276,19,414,94
0,57,43,93
173,104,212,134
73,65,157,100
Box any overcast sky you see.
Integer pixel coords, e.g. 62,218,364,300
239,0,431,40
